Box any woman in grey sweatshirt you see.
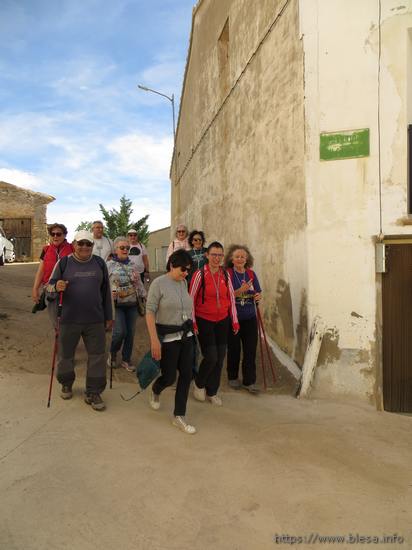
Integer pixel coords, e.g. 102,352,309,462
145,249,196,434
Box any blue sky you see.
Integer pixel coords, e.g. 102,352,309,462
0,0,195,238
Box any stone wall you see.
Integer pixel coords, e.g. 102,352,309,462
0,181,54,261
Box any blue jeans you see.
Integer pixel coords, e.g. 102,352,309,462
110,306,138,362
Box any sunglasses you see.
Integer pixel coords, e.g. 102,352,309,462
192,238,202,242
50,232,63,237
77,240,93,247
176,266,191,273
118,245,130,251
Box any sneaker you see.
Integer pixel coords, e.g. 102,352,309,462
207,394,222,406
243,383,260,394
228,379,241,389
149,390,160,410
84,393,106,411
193,382,206,402
121,361,135,372
172,416,197,434
60,384,73,400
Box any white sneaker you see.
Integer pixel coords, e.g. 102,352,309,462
207,394,222,406
172,416,197,434
149,390,160,410
193,382,206,402
121,361,135,372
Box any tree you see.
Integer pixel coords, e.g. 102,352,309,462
76,196,150,244
75,221,93,232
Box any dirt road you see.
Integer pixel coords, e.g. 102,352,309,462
0,264,411,550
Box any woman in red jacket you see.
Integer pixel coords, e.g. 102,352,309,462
32,223,73,323
190,241,239,406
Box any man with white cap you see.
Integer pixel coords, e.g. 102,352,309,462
47,230,113,410
127,228,149,283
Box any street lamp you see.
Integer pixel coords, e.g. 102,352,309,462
137,84,176,142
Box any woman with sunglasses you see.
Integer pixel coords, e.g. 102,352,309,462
190,241,239,406
187,229,207,285
166,224,191,261
32,223,73,323
107,237,146,372
145,249,196,434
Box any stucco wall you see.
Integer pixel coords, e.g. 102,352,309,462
301,1,412,401
147,226,170,272
172,0,307,363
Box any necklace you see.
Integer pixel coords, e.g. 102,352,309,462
192,249,203,268
210,268,222,308
234,269,247,306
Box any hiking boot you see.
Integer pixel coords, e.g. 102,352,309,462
121,360,135,372
172,416,197,434
243,383,260,394
228,379,241,389
207,394,222,406
84,393,106,411
60,384,73,400
149,390,160,410
193,382,206,402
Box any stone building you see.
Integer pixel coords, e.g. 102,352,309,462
171,0,412,410
0,181,54,261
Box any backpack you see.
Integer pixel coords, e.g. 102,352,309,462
200,265,229,304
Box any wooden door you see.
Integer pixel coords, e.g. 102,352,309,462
382,243,412,412
0,218,32,260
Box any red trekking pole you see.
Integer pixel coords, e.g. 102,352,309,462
47,291,63,408
256,306,276,385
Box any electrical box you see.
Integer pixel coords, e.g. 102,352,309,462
375,243,386,273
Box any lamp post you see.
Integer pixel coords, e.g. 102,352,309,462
137,84,176,142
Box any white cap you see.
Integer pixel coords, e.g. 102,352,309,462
73,230,94,243
127,228,137,234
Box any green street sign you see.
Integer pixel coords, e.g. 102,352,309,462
320,128,370,161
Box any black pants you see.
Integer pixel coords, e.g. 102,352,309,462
227,316,258,386
195,316,229,396
152,337,194,416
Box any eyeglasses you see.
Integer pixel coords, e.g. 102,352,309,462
118,245,130,251
127,233,137,236
178,266,191,273
77,241,93,247
50,232,63,237
209,253,224,258
192,238,202,242
177,230,186,234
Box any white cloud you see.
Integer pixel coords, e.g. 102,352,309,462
107,132,173,180
0,168,43,190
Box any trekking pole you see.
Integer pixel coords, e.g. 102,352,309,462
47,291,63,408
256,308,267,390
256,307,276,384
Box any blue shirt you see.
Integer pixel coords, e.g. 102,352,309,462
229,268,262,321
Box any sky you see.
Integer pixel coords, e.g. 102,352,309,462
0,0,195,239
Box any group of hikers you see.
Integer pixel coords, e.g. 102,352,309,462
31,221,262,434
